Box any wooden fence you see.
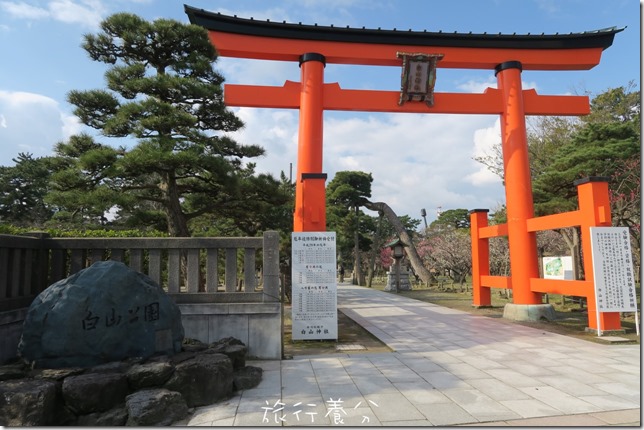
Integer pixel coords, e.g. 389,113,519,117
0,231,281,313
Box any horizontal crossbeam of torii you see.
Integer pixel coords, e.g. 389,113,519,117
186,6,624,327
223,82,589,115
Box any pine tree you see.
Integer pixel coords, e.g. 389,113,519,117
52,13,286,236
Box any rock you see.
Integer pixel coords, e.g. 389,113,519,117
126,360,175,390
182,337,208,353
76,405,128,426
90,359,137,374
125,388,188,426
0,379,58,426
17,260,184,368
62,372,129,415
164,353,233,407
0,362,28,381
32,367,85,381
233,365,263,391
0,336,256,425
213,336,245,347
222,344,248,369
53,404,78,426
166,349,200,365
209,337,247,369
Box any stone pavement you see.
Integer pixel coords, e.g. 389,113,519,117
174,284,640,426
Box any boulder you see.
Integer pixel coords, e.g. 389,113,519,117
0,379,58,426
233,365,263,391
90,359,137,374
164,353,233,407
126,360,175,390
209,337,248,369
125,388,188,426
17,260,184,368
0,362,28,381
62,372,129,415
182,337,208,353
76,405,128,426
32,367,84,381
0,336,257,425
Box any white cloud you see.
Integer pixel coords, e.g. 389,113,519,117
534,0,561,14
0,90,79,165
227,103,506,221
48,0,104,28
466,118,502,185
61,112,82,139
457,77,497,93
456,77,538,93
218,58,300,87
0,1,49,19
0,0,104,29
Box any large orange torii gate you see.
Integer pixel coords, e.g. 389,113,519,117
186,6,624,331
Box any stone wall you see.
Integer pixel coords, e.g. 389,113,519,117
1,303,281,365
0,338,262,426
179,303,281,359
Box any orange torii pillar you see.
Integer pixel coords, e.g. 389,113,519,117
495,61,542,305
577,178,622,330
294,53,327,232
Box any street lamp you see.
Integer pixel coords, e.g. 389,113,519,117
420,208,428,230
386,238,406,293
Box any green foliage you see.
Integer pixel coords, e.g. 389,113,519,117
527,116,581,180
48,12,290,236
0,224,167,238
0,153,54,227
582,82,640,129
327,171,373,209
533,121,640,215
430,209,470,230
488,205,507,225
326,171,374,267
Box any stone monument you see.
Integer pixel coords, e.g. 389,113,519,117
18,261,184,368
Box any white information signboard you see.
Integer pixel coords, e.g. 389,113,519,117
543,256,574,280
589,227,638,336
291,232,337,340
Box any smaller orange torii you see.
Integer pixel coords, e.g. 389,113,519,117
186,5,625,331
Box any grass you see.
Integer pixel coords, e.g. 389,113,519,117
282,304,392,357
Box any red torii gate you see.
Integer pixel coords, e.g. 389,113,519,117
186,6,624,331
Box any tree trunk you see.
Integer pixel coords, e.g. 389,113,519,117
367,212,385,288
558,227,581,279
162,173,190,238
364,200,433,285
353,205,364,285
161,173,193,289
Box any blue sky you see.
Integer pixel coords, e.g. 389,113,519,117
0,0,640,222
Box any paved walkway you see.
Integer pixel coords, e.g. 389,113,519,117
175,284,640,426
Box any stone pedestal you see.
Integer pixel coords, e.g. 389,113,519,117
503,303,556,322
384,270,412,292
584,327,627,336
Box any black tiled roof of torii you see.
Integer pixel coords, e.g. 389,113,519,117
184,4,624,50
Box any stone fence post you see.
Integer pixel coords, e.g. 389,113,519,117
262,231,280,302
